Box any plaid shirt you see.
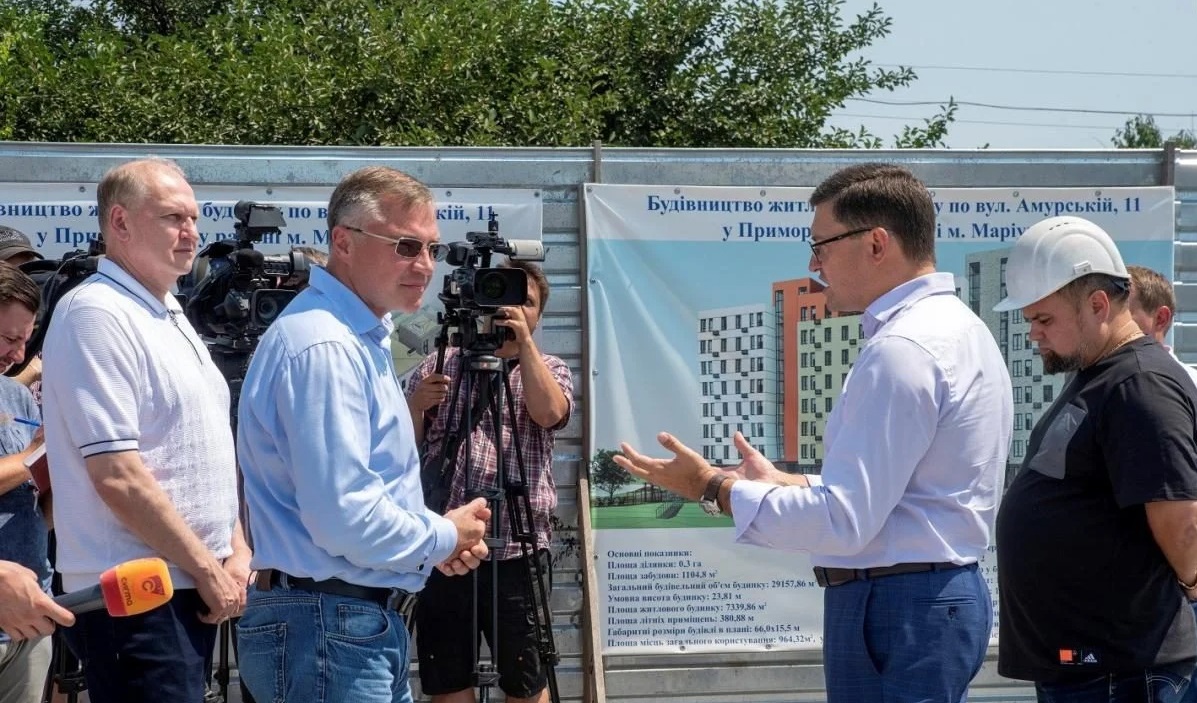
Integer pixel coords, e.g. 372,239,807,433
407,348,573,560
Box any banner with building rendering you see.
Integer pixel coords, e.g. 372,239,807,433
0,183,542,380
584,183,1175,655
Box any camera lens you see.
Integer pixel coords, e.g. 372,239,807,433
477,272,508,300
256,297,281,325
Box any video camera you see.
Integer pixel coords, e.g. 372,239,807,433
182,200,313,352
436,213,544,353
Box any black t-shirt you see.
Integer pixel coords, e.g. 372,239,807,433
997,337,1197,682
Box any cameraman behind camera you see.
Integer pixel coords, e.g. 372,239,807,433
407,259,573,703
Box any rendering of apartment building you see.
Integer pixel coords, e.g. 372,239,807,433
794,314,865,464
696,303,780,463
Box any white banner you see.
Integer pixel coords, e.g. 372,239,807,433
585,184,1173,242
0,183,541,383
585,183,1175,655
0,184,542,260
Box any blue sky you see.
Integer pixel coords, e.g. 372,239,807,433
828,0,1197,149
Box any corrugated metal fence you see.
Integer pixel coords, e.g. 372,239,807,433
3,142,1191,702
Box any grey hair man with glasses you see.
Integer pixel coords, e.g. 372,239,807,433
235,166,491,703
614,163,1012,702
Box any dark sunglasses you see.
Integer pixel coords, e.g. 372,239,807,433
342,224,449,261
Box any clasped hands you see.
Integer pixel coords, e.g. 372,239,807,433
439,497,492,576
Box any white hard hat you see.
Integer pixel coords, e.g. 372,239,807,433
993,216,1128,312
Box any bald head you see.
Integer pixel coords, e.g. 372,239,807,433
96,158,200,298
97,158,189,240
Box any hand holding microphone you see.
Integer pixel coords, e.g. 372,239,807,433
52,556,174,617
0,560,74,641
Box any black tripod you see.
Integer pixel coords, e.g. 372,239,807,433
206,346,258,703
40,631,86,703
41,541,86,703
424,323,559,703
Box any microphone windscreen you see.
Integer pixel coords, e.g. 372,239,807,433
99,557,174,617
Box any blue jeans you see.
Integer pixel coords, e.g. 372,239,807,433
236,584,414,703
1036,670,1190,703
1178,601,1197,703
822,562,992,703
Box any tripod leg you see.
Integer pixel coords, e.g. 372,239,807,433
499,372,561,703
40,638,56,703
203,620,236,703
41,630,85,703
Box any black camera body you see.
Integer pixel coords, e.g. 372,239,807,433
182,200,311,352
437,213,545,353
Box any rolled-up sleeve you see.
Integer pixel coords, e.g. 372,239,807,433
731,336,941,555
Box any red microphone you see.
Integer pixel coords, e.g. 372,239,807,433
54,557,174,616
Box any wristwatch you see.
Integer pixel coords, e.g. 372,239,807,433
699,473,729,516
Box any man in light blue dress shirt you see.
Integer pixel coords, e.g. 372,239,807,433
236,166,492,703
617,163,1013,702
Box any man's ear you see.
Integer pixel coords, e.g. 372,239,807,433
1156,305,1174,334
329,224,353,259
1087,289,1110,319
868,226,890,260
106,204,132,246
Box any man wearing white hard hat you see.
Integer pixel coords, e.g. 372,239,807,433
995,215,1197,702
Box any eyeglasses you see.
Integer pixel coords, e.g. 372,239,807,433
808,226,875,263
341,225,449,261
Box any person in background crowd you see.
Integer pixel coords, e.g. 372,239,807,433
0,263,52,703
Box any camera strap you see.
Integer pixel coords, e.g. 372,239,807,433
421,380,493,512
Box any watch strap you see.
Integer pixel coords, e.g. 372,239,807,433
701,473,729,504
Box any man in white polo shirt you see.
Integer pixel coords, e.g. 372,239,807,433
41,158,250,703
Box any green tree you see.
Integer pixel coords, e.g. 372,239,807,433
0,0,954,147
590,449,632,501
1112,114,1197,149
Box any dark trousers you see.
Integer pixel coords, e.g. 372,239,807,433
416,550,552,698
1179,602,1197,703
62,588,216,703
822,562,992,703
1037,670,1190,703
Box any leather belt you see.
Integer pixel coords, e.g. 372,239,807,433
813,562,964,588
256,568,415,613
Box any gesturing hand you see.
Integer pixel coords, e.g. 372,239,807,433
726,432,799,486
613,432,715,501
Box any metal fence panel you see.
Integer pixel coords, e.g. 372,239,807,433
4,142,1189,702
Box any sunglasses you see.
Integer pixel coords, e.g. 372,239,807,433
342,225,449,261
